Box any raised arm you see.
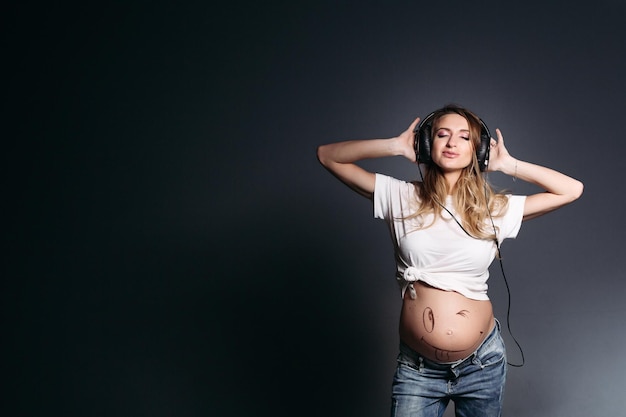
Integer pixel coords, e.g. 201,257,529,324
488,129,584,221
316,117,420,199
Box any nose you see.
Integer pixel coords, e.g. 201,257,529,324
446,135,458,147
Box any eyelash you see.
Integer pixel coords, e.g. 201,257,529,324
436,133,470,141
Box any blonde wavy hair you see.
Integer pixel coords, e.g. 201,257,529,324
409,105,509,240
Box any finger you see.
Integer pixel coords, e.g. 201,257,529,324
495,128,504,142
409,117,421,130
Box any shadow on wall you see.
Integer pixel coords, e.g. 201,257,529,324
205,212,392,416
6,198,388,416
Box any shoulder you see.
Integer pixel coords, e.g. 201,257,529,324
373,174,421,219
374,174,422,202
375,173,420,191
506,194,527,211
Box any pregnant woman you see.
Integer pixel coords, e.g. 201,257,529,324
316,104,583,417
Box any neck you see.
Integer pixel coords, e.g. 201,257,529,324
443,171,461,193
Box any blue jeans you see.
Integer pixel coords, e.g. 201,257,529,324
391,320,507,417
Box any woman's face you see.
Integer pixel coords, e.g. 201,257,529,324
430,113,474,172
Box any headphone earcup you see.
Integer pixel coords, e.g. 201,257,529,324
476,120,492,172
414,112,436,165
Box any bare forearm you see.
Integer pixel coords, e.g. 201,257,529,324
501,158,583,199
316,117,420,198
317,137,403,166
316,137,407,199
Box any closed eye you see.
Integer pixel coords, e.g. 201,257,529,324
457,310,470,317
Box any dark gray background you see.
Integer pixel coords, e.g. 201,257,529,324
4,1,624,416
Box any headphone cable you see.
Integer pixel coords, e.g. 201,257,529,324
417,165,525,367
485,181,525,367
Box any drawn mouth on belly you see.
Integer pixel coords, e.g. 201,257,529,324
420,337,468,362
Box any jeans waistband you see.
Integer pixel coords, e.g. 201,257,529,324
399,318,501,370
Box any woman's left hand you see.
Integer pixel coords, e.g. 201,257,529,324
486,128,516,174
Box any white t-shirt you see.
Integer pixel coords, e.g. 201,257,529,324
373,173,526,301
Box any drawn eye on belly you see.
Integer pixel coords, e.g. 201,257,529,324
457,309,470,318
423,307,435,333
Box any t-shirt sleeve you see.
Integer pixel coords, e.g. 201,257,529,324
373,173,391,220
373,173,415,224
497,195,526,242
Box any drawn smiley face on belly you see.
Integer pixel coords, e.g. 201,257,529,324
420,307,484,362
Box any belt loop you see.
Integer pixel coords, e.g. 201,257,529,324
472,352,480,366
418,356,424,372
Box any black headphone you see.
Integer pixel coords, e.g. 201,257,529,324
413,110,493,172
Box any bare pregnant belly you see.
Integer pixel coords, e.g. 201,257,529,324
399,281,495,363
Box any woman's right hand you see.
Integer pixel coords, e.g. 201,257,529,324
394,116,421,163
